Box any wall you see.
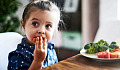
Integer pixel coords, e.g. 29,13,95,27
16,0,29,19
82,0,99,46
15,0,29,35
94,0,120,45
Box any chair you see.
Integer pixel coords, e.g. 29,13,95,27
0,32,23,70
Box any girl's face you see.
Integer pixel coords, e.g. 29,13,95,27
22,9,58,45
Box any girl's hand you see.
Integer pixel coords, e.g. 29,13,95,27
33,37,47,62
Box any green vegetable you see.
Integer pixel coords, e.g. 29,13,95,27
84,42,98,54
98,46,109,52
109,48,113,52
109,41,119,52
110,41,117,45
95,39,109,52
84,44,90,49
109,44,119,50
84,39,110,53
84,39,120,54
96,39,109,47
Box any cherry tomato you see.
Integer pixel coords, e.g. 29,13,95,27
33,38,36,43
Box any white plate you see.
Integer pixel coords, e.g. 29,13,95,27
80,49,120,61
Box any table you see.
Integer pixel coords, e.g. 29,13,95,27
41,54,120,70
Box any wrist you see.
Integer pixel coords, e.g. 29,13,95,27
33,59,44,64
28,59,43,70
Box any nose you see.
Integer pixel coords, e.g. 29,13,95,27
38,26,45,34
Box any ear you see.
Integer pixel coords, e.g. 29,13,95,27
21,20,25,30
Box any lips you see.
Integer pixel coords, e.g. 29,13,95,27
33,36,45,43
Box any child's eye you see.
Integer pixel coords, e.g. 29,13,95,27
46,24,52,28
32,22,39,26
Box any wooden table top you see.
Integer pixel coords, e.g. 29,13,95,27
41,54,120,70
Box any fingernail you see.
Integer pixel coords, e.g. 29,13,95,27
37,37,39,41
40,37,42,41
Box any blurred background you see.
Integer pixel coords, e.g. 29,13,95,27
1,0,120,61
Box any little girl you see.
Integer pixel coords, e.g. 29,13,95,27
8,0,61,70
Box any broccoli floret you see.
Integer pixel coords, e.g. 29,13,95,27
109,48,113,52
110,41,117,45
109,41,119,52
98,46,109,52
109,44,119,50
84,44,90,49
84,42,98,54
96,39,109,47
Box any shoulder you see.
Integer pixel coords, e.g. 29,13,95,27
8,50,33,64
8,42,34,66
8,51,30,70
8,47,34,63
8,37,34,62
8,49,33,70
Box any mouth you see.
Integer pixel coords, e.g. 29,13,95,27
33,36,45,43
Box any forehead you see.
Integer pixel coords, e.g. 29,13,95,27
29,9,59,22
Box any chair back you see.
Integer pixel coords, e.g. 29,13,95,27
0,32,23,70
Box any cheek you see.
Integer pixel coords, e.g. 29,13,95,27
25,28,35,41
26,31,33,40
46,30,54,42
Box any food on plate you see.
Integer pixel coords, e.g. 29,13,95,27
110,52,118,58
84,39,110,54
110,51,120,58
111,41,117,44
98,46,109,52
96,39,110,52
104,49,110,58
96,52,105,58
96,39,109,48
84,39,120,59
84,42,98,54
109,41,119,52
96,49,110,59
96,49,120,59
113,48,120,52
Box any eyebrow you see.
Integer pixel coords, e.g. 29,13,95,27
31,18,53,24
46,21,53,24
32,18,38,20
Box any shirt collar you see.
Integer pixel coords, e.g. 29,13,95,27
20,37,35,53
48,41,55,50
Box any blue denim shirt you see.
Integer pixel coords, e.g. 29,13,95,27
8,37,58,70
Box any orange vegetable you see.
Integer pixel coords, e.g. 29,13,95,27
110,52,118,58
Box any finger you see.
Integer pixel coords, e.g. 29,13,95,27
43,38,47,49
35,38,38,50
39,36,42,49
36,37,40,50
